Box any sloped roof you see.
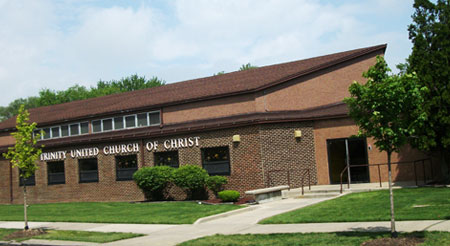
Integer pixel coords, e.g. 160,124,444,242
0,44,386,130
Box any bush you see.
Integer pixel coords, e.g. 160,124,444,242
206,176,228,198
173,165,209,200
133,166,175,201
218,190,240,202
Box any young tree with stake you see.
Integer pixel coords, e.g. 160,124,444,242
344,56,426,238
3,105,42,230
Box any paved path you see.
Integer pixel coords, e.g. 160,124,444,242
1,196,449,246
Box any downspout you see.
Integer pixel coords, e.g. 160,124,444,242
9,161,13,204
140,139,145,167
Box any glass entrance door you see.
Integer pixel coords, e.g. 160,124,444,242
327,138,369,184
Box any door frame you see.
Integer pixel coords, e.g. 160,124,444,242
326,137,370,184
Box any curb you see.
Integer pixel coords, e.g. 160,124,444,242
194,205,258,225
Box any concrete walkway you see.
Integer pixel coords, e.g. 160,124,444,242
1,196,449,246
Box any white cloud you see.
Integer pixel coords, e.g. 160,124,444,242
0,0,415,106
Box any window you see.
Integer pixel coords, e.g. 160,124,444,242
80,122,89,134
116,155,138,181
70,124,79,136
137,113,148,127
125,115,136,128
19,170,36,186
47,161,65,185
149,112,160,125
43,128,51,139
155,151,179,168
33,130,41,139
114,117,124,130
201,147,230,175
103,119,113,131
79,158,98,183
36,111,161,139
51,127,60,138
92,120,101,133
61,125,69,137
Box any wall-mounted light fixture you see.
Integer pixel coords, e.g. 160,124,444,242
232,135,241,143
294,130,302,138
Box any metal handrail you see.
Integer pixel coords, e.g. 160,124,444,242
266,168,311,194
339,158,432,193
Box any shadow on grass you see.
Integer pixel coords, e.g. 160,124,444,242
335,231,426,240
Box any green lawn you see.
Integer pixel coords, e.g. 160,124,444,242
0,228,142,243
0,228,18,239
0,201,241,224
261,187,450,224
178,231,450,246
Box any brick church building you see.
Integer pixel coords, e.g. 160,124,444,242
0,44,434,204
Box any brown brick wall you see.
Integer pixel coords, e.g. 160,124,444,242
260,122,317,188
313,117,431,185
0,160,11,203
141,125,265,197
0,119,435,205
256,51,382,112
1,125,267,204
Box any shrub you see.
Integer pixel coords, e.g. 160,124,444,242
133,166,175,201
173,165,209,200
218,190,240,202
206,176,228,198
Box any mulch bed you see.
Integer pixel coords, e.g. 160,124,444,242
202,196,255,205
4,228,47,241
361,237,424,246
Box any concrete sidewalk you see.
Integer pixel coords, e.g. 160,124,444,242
1,196,449,246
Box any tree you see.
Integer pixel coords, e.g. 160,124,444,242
0,75,165,121
3,105,43,230
344,56,426,238
239,63,258,71
407,0,450,182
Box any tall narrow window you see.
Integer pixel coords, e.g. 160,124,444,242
92,120,101,133
80,122,89,134
70,124,79,136
125,115,136,128
154,151,179,168
103,119,113,131
149,112,160,125
51,127,60,138
116,155,138,181
47,161,65,185
201,147,230,175
43,128,51,139
61,125,69,137
114,117,124,130
137,113,148,127
79,158,98,183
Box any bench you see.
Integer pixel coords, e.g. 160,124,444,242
245,185,289,204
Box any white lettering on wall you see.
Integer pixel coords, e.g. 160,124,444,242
149,137,200,151
40,151,67,161
103,143,139,155
70,147,99,158
146,141,159,151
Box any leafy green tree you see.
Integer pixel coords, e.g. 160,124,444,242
0,74,165,121
3,105,43,230
213,71,225,76
407,0,450,182
239,63,258,71
344,56,426,238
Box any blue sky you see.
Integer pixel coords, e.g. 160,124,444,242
0,0,415,106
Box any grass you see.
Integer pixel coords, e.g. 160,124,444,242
178,231,450,246
0,228,142,243
0,228,18,239
0,201,242,224
261,187,450,224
